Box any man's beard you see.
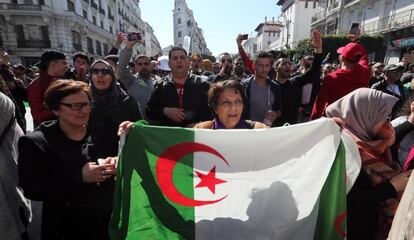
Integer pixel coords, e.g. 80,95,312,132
234,67,244,76
139,69,151,78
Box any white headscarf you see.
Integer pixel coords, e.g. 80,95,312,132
326,88,398,141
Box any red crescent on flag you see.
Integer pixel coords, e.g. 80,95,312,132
156,142,229,207
334,211,347,237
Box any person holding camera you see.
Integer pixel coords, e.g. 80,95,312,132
119,32,158,120
146,47,211,127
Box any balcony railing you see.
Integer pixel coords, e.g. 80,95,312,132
73,43,83,51
328,1,339,11
17,39,51,48
363,7,414,35
6,3,41,10
311,10,326,23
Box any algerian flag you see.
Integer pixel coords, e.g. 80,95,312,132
109,118,360,240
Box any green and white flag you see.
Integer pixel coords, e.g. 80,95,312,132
109,118,360,240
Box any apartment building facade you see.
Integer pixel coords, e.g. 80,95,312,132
173,0,211,56
311,0,414,63
0,0,161,65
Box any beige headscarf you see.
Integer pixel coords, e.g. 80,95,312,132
326,88,398,141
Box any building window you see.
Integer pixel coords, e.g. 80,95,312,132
178,18,182,24
313,0,317,8
96,40,102,55
109,26,113,33
15,25,25,40
178,31,182,38
103,43,108,55
72,30,82,51
87,37,94,53
305,0,309,8
92,16,96,24
100,21,104,28
67,0,75,11
39,26,48,39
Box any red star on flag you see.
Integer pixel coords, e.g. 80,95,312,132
194,166,226,194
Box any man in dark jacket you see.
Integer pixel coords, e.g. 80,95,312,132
274,31,323,125
242,52,282,127
372,64,406,118
63,52,90,82
146,47,211,127
208,52,237,83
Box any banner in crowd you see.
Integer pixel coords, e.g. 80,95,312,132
109,119,359,240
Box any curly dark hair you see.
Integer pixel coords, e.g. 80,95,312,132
208,80,246,116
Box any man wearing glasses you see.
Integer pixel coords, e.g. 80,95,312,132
28,50,68,126
119,38,157,120
209,52,237,83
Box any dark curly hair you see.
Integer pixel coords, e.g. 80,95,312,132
208,80,246,116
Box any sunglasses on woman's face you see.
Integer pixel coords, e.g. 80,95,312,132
91,68,111,75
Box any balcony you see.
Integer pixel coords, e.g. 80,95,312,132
6,3,41,10
327,1,339,12
363,7,414,35
17,39,51,48
311,10,326,24
73,43,83,51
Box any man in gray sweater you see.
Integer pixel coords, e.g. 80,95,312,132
119,39,158,120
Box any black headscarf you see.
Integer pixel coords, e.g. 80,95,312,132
89,60,125,112
88,60,141,157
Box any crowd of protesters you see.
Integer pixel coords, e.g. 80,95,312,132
1,28,414,240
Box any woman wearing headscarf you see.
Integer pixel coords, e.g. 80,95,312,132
0,92,31,239
325,88,412,240
88,60,141,158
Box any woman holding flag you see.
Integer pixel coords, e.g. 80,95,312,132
326,88,412,239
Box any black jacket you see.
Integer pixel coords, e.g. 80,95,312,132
241,76,282,127
371,80,407,118
89,94,141,158
146,74,211,127
18,121,114,240
275,53,323,125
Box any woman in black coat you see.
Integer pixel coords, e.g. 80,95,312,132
88,60,141,158
18,80,117,240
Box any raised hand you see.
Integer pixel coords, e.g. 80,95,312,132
311,30,322,53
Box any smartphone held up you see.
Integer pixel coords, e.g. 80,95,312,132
127,32,142,42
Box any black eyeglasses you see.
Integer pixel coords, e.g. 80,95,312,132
137,62,150,66
91,68,111,75
60,102,95,111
